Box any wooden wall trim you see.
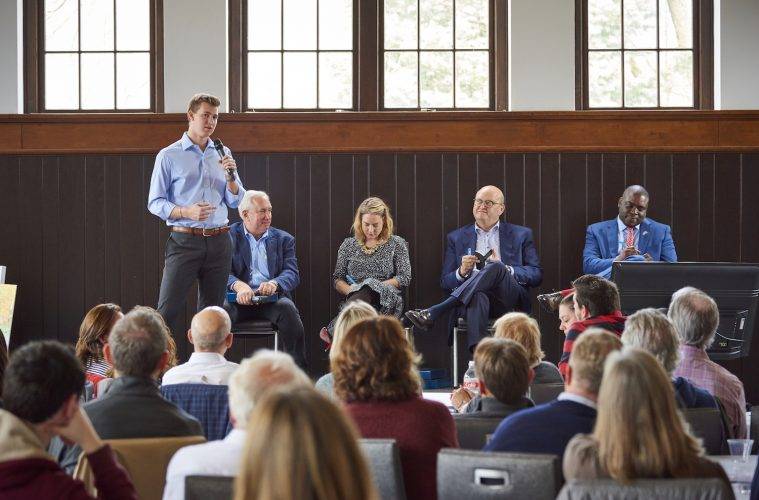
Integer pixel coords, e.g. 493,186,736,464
2,111,759,154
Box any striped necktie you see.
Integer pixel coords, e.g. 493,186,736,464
625,227,635,248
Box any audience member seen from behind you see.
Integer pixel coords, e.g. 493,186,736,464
558,275,625,378
563,348,731,489
0,341,136,499
235,387,378,500
163,350,311,500
485,329,622,458
670,287,747,438
622,308,717,410
162,306,238,385
315,300,377,398
74,303,123,394
334,316,457,500
60,307,203,473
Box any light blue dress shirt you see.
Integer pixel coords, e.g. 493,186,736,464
616,216,640,252
148,133,245,228
245,228,270,288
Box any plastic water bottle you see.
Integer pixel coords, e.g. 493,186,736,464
463,361,480,397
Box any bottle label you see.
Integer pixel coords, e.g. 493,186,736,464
463,379,479,392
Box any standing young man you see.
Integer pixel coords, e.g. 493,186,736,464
148,93,245,340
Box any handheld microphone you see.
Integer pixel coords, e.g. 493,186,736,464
213,138,235,179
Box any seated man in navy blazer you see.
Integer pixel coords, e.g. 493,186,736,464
226,190,306,368
405,185,542,350
583,185,677,278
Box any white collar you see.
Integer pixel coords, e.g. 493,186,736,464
617,216,640,233
244,226,269,242
475,221,500,235
557,391,597,410
187,352,228,364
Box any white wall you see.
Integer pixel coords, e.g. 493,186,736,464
163,0,228,112
0,0,22,113
717,0,759,109
509,0,575,111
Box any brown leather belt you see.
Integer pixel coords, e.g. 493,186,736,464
170,226,230,237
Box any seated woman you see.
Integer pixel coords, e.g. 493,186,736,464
563,347,731,488
315,300,377,397
235,387,377,500
321,197,410,343
74,303,123,393
334,316,458,500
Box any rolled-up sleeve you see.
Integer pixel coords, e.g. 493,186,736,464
223,147,245,208
147,150,176,221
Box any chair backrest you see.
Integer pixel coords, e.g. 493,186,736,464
359,438,407,500
682,407,726,455
556,478,732,500
454,415,504,450
74,435,206,500
185,475,234,500
160,383,233,441
529,383,565,405
437,448,561,500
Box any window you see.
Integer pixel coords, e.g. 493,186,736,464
25,0,162,112
577,0,713,109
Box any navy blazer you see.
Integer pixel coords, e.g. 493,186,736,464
227,222,299,297
440,222,543,292
582,217,677,275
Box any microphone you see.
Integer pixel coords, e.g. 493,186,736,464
213,138,235,179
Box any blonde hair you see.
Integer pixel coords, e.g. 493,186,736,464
493,312,545,367
568,328,623,394
352,197,394,244
330,300,378,362
593,347,704,483
622,308,680,375
234,387,378,500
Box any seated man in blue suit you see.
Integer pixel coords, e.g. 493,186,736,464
405,185,542,350
225,190,306,368
583,185,677,278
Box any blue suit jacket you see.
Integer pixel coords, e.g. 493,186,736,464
582,217,677,275
440,222,543,293
227,222,299,297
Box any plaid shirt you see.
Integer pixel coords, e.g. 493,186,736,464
558,311,626,379
674,345,747,439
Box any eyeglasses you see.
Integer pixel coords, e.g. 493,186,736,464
473,199,502,208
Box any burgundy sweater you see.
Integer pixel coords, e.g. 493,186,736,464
345,396,459,500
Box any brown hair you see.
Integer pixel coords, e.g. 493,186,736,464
235,387,378,500
593,348,704,483
352,197,394,245
187,93,221,114
474,338,530,405
74,303,122,367
333,316,421,402
572,274,620,317
493,312,545,367
568,328,623,394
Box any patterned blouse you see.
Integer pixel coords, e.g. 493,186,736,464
333,235,412,317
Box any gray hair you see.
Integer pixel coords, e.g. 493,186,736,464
238,190,270,215
668,287,720,349
227,350,311,428
108,307,167,377
622,308,680,375
190,306,232,351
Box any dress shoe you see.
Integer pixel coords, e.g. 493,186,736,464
319,327,332,351
405,309,434,331
537,291,564,313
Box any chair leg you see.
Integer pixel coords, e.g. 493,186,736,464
453,327,459,386
273,331,279,352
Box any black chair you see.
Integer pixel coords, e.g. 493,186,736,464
682,407,727,455
452,318,496,385
556,478,732,499
359,439,407,500
453,415,504,450
529,383,565,405
185,475,233,500
231,319,279,352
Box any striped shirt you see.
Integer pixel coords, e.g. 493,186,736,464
558,311,626,379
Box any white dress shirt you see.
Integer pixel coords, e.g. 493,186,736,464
162,428,246,500
616,216,640,252
557,391,598,410
160,352,239,385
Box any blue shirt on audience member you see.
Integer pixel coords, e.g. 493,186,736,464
674,376,718,409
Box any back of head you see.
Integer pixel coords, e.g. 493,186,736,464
668,287,719,350
108,307,168,378
329,300,378,362
74,303,122,365
622,308,680,375
568,328,623,395
572,275,620,317
474,338,530,405
235,387,378,500
594,348,702,482
333,316,421,402
228,350,311,428
190,306,232,352
2,341,84,423
493,312,545,367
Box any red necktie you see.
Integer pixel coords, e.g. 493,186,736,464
625,227,635,248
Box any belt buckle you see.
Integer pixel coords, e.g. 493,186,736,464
202,227,215,237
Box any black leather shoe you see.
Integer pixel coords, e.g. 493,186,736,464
537,291,564,313
404,309,434,331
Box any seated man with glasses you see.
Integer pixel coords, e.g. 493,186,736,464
225,190,306,368
406,185,542,351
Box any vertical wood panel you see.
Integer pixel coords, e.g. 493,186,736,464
644,154,673,225
671,154,700,261
58,156,86,344
84,156,106,308
41,158,59,341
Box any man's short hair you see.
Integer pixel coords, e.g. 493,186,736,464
668,287,720,349
191,306,232,351
2,341,84,424
108,307,167,378
187,93,220,114
474,338,530,405
568,328,623,395
238,190,270,216
572,274,620,317
227,350,311,428
622,308,680,374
